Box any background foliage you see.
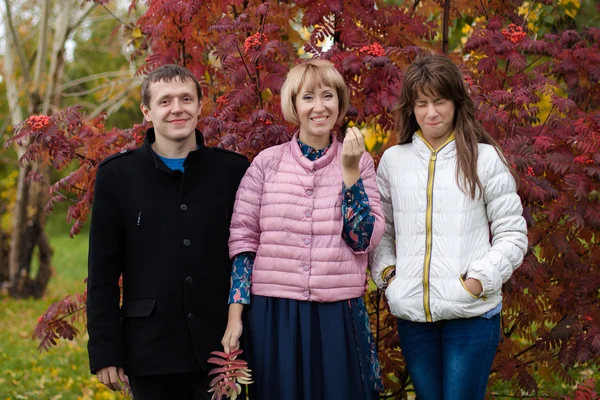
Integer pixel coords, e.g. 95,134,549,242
2,0,599,398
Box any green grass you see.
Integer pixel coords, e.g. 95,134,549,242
0,212,126,400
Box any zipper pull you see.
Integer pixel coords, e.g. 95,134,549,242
137,212,142,226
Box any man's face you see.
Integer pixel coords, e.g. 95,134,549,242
140,77,201,144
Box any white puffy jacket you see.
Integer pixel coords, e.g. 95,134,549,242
370,134,528,322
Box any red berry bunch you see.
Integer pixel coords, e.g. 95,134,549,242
526,165,534,176
502,23,526,44
243,33,268,55
26,115,51,130
216,95,228,108
359,42,385,57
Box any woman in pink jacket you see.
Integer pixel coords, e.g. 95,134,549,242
221,59,385,400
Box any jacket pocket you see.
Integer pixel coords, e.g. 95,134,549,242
121,298,156,318
458,277,479,300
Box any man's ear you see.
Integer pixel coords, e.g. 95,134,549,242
140,103,152,122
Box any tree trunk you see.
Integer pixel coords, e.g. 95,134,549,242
4,0,53,298
10,219,53,299
0,228,8,284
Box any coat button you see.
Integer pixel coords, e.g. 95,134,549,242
306,189,313,196
304,239,311,245
185,276,193,284
307,171,314,176
180,204,188,211
303,265,309,271
305,211,312,218
303,291,309,298
183,239,191,246
187,312,195,320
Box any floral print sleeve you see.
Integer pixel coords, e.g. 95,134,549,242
342,178,375,252
228,252,255,305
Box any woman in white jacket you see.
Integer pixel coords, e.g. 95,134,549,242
371,54,528,399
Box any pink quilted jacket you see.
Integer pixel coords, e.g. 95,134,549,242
228,134,384,302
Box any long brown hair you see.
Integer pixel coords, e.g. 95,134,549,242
394,54,517,199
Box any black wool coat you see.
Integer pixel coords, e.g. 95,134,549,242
86,129,249,376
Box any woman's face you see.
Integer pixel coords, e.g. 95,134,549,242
295,83,339,147
413,90,456,150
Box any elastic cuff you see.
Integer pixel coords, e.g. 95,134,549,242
466,271,489,297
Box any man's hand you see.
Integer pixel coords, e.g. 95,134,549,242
341,126,365,187
96,366,129,392
221,319,243,354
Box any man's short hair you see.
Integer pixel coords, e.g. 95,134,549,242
280,59,349,125
141,64,203,109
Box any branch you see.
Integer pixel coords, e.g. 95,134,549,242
88,76,143,119
516,54,544,75
234,42,257,84
203,2,216,19
53,70,135,92
511,343,536,361
501,59,511,89
478,0,490,21
442,0,451,55
42,0,71,115
69,2,97,35
521,0,538,28
2,0,31,82
535,104,556,136
100,3,135,29
33,0,51,90
411,0,421,17
61,77,133,97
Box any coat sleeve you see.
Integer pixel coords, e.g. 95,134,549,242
351,151,385,254
228,155,265,258
466,148,528,296
369,151,397,288
86,165,125,374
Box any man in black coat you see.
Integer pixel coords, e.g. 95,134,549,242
87,64,249,399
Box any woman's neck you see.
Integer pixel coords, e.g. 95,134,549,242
298,132,330,150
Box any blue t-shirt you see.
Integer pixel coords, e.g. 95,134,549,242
158,155,185,172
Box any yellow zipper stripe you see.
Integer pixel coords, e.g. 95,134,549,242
420,134,455,323
423,153,436,322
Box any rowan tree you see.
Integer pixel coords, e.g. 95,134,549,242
9,0,599,397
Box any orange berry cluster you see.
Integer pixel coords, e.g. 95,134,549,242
216,95,228,108
359,42,385,57
502,24,526,44
244,33,268,55
26,115,51,130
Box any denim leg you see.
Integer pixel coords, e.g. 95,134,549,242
442,314,500,400
397,319,443,400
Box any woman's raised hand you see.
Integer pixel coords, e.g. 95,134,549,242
341,126,365,187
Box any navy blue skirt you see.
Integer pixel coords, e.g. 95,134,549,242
244,295,381,400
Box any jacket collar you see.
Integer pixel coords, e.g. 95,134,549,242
412,131,456,161
290,132,339,171
143,128,205,173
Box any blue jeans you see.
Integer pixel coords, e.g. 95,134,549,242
397,314,500,400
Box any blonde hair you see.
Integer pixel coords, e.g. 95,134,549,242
280,59,349,125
